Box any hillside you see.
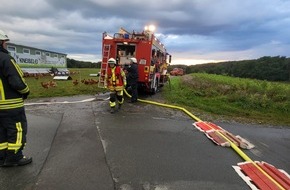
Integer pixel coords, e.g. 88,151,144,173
168,56,290,82
162,73,290,126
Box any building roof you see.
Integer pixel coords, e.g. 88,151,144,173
7,42,67,56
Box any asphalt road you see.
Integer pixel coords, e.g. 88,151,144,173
0,94,289,190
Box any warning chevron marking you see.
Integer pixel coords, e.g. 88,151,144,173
233,161,290,190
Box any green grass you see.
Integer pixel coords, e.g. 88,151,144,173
25,69,290,126
25,68,105,99
20,64,66,68
162,73,290,126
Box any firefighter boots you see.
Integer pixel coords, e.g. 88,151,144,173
3,156,32,167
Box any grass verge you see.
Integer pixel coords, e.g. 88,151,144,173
25,68,105,99
162,73,290,126
25,69,290,126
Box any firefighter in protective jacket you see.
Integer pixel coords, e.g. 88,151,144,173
105,58,127,113
0,30,32,167
124,57,139,103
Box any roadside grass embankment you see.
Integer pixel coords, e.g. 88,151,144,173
25,69,290,126
25,68,105,99
162,73,290,126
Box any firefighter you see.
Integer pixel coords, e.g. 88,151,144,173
125,57,139,103
105,58,127,113
0,29,32,167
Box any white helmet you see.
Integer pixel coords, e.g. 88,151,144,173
0,30,9,41
108,58,116,64
129,57,137,63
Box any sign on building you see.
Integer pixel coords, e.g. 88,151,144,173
7,42,67,68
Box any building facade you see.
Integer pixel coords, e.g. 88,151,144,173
7,42,67,68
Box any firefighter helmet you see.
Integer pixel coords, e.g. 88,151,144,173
0,30,9,41
130,57,137,63
108,58,116,64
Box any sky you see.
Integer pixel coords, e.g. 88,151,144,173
1,0,290,65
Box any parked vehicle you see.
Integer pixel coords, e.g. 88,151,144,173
170,68,184,76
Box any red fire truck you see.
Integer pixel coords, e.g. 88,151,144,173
98,26,171,94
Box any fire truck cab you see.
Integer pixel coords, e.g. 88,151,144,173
98,27,171,94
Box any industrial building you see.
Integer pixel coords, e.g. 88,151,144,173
7,42,67,67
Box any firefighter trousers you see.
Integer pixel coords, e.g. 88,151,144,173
129,83,138,102
0,108,27,161
109,90,124,108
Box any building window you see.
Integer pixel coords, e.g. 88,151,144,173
45,52,50,56
35,51,41,55
7,46,16,52
23,48,30,54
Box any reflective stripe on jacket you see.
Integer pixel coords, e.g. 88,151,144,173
0,48,29,110
106,66,126,91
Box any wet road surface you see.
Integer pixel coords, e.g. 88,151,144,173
0,94,289,190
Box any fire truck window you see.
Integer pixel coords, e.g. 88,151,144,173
117,45,136,57
157,50,161,57
152,49,156,57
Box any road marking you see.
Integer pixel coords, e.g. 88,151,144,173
24,98,96,106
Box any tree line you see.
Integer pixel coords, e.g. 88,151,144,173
68,56,290,82
168,56,290,82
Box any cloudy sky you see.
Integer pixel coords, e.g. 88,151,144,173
1,0,290,65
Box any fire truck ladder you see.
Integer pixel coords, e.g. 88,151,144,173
98,44,111,88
